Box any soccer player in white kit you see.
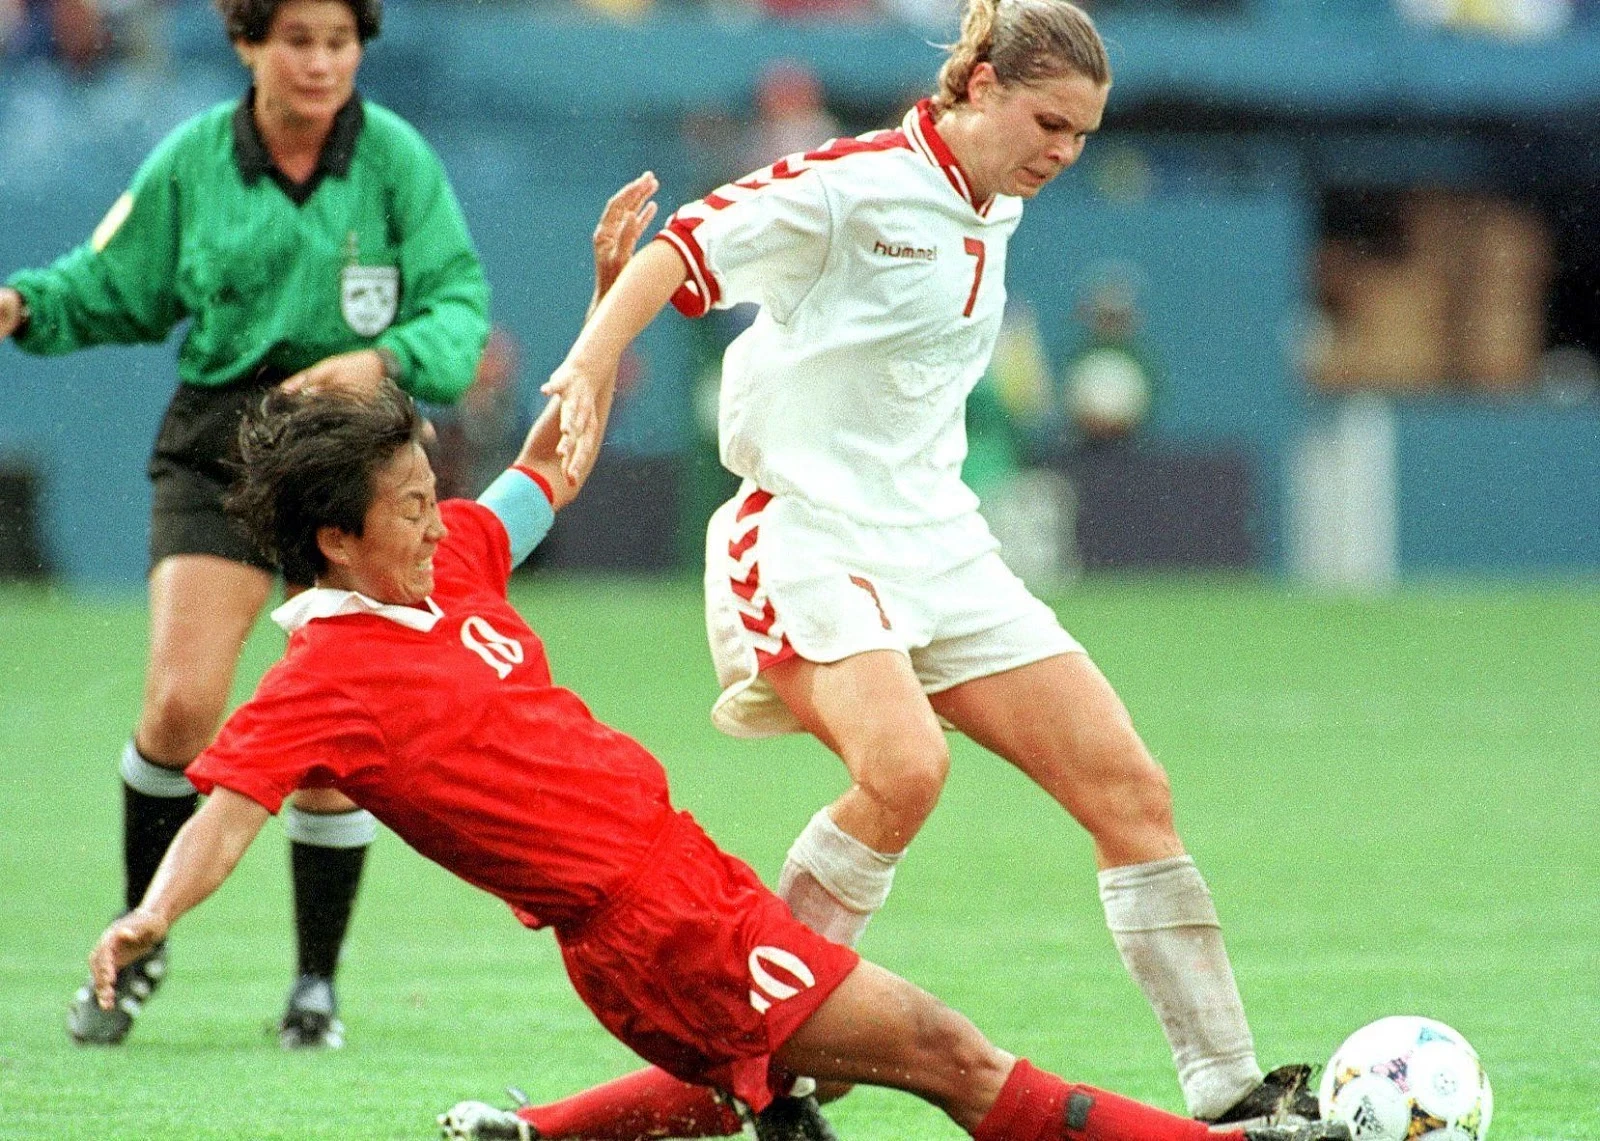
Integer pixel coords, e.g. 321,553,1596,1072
544,0,1315,1127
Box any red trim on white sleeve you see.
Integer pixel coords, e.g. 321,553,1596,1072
657,229,717,317
660,129,914,321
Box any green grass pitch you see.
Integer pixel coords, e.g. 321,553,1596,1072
0,575,1595,1140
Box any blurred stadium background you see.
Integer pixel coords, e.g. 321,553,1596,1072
1,2,1598,1139
2,0,1598,585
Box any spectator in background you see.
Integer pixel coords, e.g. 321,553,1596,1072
880,0,962,31
1,0,110,70
964,299,1078,591
758,0,877,23
431,327,527,501
734,60,843,175
1,0,173,72
1396,0,1573,37
571,0,654,23
1062,272,1158,449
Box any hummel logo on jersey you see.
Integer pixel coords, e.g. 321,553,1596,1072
873,239,937,262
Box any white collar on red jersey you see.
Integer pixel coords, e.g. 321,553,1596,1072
902,98,993,216
272,587,445,634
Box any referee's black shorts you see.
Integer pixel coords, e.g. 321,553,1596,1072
147,369,286,576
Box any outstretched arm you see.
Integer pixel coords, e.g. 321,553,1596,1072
90,788,270,1009
544,231,690,487
588,172,660,322
515,172,666,502
474,173,663,562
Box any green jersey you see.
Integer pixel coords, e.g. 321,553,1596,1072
7,94,488,403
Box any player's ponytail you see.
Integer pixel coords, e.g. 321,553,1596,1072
933,0,1109,111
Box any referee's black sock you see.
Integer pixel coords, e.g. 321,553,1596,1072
120,741,200,912
289,831,370,980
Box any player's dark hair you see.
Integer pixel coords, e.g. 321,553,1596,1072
217,0,382,44
934,0,1109,112
228,380,424,582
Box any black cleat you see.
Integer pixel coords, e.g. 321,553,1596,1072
1242,1122,1351,1141
749,1094,840,1141
1204,1064,1321,1127
67,941,167,1045
278,974,345,1050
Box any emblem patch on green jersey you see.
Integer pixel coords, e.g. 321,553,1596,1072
341,264,399,337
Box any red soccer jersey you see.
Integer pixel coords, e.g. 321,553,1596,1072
187,499,676,931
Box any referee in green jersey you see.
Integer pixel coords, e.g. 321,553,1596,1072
1,0,489,1051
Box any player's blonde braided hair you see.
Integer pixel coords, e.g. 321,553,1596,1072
933,0,1109,111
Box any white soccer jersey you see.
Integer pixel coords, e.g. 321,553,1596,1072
659,100,1024,526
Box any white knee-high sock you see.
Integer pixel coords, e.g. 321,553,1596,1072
778,808,902,948
1099,855,1262,1119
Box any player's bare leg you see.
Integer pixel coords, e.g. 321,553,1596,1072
441,962,1350,1141
137,554,274,763
763,650,946,947
930,652,1282,1122
445,959,1344,1141
475,652,951,1135
70,554,272,1045
779,959,1338,1141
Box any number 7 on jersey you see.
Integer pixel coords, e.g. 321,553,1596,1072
962,237,986,318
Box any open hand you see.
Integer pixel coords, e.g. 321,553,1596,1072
90,910,169,1010
542,361,613,484
592,172,660,304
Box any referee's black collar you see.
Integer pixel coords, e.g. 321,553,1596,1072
232,88,365,205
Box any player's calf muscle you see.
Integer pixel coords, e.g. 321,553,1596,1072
781,964,1009,1122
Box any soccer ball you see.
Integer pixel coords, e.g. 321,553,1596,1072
1319,1016,1493,1141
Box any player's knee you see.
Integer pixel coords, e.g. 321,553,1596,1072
1084,756,1176,847
854,735,949,829
138,682,227,761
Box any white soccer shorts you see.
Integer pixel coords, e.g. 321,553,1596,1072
704,482,1083,738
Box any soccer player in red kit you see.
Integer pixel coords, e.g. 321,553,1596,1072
86,374,1349,1141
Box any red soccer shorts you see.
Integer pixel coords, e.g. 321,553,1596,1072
556,811,860,1111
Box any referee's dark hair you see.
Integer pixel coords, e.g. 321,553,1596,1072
217,0,382,44
228,381,424,583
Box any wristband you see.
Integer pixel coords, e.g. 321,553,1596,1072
512,464,556,505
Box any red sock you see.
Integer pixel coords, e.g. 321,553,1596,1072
971,1059,1241,1141
518,1065,743,1140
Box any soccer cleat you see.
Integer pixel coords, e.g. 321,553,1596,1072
277,974,345,1050
67,941,168,1045
1241,1121,1352,1141
1204,1064,1322,1127
748,1094,840,1141
436,1100,537,1140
